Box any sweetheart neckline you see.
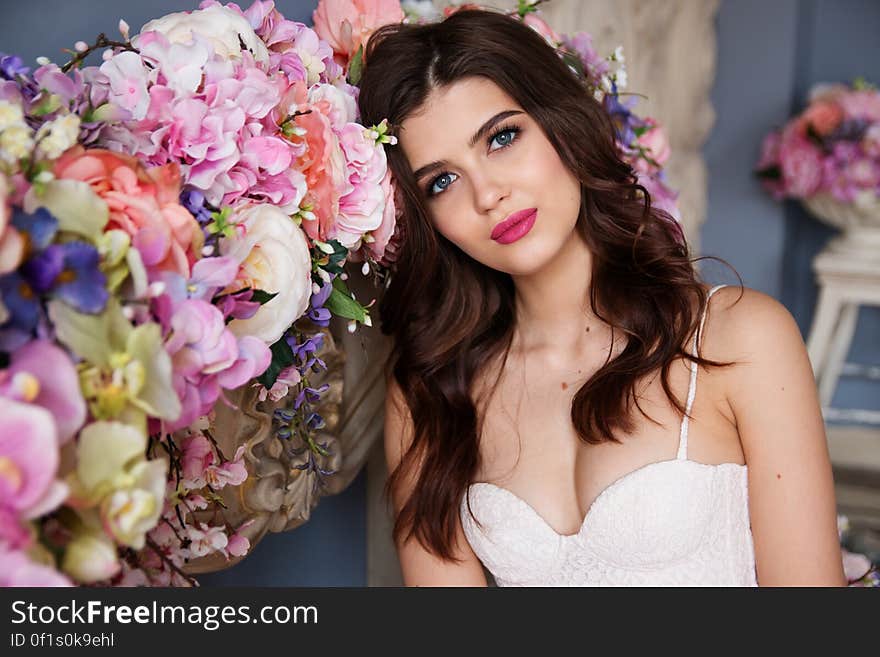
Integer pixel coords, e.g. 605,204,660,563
465,458,748,539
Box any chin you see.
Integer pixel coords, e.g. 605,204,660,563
489,238,560,276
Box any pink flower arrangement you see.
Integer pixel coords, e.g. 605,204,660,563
0,0,398,588
756,80,880,203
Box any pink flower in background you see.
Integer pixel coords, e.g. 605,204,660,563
226,531,250,557
180,433,215,489
838,89,880,122
758,83,880,202
54,147,202,280
864,124,880,158
185,522,228,558
312,0,404,69
778,129,824,198
634,118,671,173
204,445,247,488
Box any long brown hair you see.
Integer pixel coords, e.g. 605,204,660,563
358,8,742,562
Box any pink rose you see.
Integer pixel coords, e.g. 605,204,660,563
295,97,347,243
53,147,203,280
312,0,404,70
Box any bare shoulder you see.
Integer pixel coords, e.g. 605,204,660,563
698,286,845,584
698,285,804,372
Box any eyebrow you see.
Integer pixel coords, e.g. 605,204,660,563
411,109,524,182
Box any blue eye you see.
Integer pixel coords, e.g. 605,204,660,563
429,172,458,196
424,124,522,198
489,127,518,150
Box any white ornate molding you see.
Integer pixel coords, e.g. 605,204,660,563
539,0,721,254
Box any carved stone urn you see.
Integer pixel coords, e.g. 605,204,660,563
803,190,880,261
180,269,391,575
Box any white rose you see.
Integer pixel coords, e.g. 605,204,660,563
137,5,269,63
221,204,312,345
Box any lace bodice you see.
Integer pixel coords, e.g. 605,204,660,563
459,284,758,586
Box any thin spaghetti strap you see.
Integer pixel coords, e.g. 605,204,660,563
676,284,728,461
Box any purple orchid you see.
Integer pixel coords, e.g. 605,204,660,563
0,53,28,80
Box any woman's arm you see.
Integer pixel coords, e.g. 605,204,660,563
718,287,847,586
384,377,488,586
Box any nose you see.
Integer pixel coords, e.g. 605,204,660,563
471,167,509,215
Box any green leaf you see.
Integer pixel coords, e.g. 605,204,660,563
325,277,367,322
250,289,279,305
348,45,364,86
257,337,297,390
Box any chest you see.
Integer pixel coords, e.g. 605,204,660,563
471,351,743,536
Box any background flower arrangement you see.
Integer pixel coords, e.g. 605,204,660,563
756,79,880,203
0,0,683,588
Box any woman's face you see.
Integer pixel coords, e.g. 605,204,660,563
399,76,582,276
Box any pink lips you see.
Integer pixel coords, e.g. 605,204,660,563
491,208,537,244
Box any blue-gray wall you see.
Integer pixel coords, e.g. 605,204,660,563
2,0,878,586
703,0,880,414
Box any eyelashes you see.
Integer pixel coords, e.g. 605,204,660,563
424,123,522,198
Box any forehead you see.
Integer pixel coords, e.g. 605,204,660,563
399,77,523,164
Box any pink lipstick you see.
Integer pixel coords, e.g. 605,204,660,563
491,208,537,244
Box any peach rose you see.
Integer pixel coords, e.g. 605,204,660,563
801,101,843,137
53,147,203,279
312,0,404,69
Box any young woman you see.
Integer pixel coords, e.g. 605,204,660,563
357,9,846,586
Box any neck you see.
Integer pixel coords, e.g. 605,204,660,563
511,232,610,355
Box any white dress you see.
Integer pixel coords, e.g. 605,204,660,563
459,284,758,586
